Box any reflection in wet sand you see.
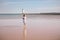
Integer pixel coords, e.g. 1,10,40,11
0,15,60,40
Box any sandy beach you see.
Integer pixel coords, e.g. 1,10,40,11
0,15,60,40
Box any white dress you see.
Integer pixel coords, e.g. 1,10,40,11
23,16,26,24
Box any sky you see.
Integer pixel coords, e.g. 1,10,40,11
0,0,60,13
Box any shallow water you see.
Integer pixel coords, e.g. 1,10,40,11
0,15,60,40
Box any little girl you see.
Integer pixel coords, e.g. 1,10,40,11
23,14,26,25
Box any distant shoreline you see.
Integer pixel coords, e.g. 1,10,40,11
0,13,60,15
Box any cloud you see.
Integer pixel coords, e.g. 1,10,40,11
25,7,60,13
0,6,60,13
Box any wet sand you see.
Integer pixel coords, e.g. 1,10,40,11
0,15,60,40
